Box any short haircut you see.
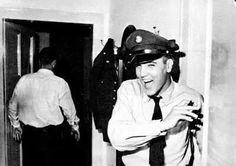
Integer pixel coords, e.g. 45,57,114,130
39,47,57,65
162,52,185,82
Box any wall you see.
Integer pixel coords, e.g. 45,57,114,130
109,0,182,48
0,0,108,13
0,0,110,55
181,0,209,94
208,0,236,165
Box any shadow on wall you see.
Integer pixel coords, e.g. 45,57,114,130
210,40,229,87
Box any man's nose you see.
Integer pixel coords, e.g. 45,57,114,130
140,65,148,77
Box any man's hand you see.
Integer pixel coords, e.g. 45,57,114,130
71,127,80,142
12,126,23,142
161,93,202,131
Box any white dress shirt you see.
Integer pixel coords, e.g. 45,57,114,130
8,69,79,129
108,79,203,166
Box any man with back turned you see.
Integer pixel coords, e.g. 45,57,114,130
8,47,80,166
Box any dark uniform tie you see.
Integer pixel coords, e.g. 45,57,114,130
149,96,166,166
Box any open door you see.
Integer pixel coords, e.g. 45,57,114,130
3,19,93,166
3,19,39,166
51,25,93,166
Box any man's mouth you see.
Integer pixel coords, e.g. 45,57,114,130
143,80,153,87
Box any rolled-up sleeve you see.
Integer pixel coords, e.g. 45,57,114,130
108,81,163,151
59,81,80,130
8,83,20,128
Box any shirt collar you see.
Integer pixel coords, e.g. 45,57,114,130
159,80,174,102
38,68,54,75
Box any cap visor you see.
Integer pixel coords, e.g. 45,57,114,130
131,53,163,65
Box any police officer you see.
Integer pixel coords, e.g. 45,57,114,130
108,29,203,166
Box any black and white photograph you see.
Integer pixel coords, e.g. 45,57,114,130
0,0,235,166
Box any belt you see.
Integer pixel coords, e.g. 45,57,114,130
21,122,64,133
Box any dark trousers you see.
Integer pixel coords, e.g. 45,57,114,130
21,123,65,166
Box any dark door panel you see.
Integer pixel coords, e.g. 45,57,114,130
52,28,93,166
4,20,39,166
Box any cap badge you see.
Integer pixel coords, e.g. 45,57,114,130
144,49,152,54
135,35,142,43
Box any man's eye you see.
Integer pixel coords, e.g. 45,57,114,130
148,64,155,67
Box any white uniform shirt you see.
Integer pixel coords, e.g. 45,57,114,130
8,69,79,129
108,79,203,166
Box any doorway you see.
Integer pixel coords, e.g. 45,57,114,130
3,19,93,166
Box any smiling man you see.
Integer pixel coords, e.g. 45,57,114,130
108,29,203,166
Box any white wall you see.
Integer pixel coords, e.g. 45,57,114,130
109,0,182,48
208,0,236,165
0,0,111,56
0,0,108,13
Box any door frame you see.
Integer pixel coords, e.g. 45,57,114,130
0,7,104,166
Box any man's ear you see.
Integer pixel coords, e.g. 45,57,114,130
166,59,174,73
